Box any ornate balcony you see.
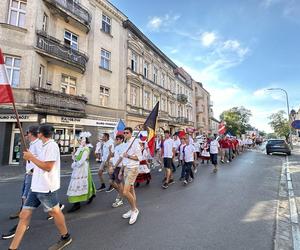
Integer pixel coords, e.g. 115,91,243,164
43,0,91,32
176,117,189,125
177,94,188,104
36,31,88,73
32,88,87,117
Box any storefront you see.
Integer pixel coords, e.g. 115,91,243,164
0,114,39,165
46,115,117,155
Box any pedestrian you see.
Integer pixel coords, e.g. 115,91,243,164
172,133,181,172
135,140,151,187
9,124,72,250
178,136,186,181
97,133,114,192
118,127,142,225
182,135,196,185
2,126,42,240
94,137,102,163
110,134,125,208
66,132,96,213
200,138,210,164
210,134,220,173
161,130,175,189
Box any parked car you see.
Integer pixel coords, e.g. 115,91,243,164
266,139,291,155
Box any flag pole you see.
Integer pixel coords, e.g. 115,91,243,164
11,91,27,151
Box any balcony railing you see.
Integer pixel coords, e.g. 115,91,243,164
43,0,91,31
36,31,88,73
32,88,87,116
209,100,214,106
176,117,189,125
177,94,188,104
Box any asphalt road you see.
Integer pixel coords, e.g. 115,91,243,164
0,150,284,250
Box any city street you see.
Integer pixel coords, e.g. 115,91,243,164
0,149,289,250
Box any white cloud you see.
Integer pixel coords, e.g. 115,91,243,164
201,32,217,47
147,13,181,31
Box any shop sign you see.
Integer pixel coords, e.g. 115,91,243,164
0,114,38,122
47,115,117,128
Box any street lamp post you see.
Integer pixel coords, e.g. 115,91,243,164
267,88,293,147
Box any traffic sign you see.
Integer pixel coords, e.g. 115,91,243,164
291,120,300,129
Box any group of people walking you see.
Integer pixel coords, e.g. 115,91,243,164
2,124,250,250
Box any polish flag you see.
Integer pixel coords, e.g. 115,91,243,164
0,49,14,104
218,121,226,135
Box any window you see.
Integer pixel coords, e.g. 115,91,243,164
143,62,148,78
169,102,174,116
102,14,111,34
4,55,21,87
61,74,76,95
131,52,137,72
153,95,159,106
161,73,165,88
38,65,45,88
64,31,78,50
161,98,166,111
8,0,26,28
130,86,138,106
100,49,111,70
42,13,48,32
144,91,150,110
153,66,158,83
100,86,110,106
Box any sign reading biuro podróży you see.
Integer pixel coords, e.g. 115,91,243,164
0,114,38,122
291,120,300,129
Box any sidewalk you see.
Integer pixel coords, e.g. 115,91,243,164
275,144,300,250
0,160,100,182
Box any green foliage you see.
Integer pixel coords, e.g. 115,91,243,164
268,110,290,139
219,106,252,136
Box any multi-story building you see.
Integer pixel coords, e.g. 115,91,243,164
0,0,127,165
210,117,220,135
193,81,212,134
123,20,194,134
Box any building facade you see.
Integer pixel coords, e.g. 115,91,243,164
0,0,127,165
123,20,194,135
210,117,220,135
193,81,212,135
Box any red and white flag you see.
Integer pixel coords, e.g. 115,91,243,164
218,121,226,135
0,49,14,104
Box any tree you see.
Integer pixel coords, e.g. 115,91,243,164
268,110,290,140
220,106,252,136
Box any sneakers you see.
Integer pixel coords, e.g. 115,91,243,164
162,183,169,189
48,234,72,250
112,199,123,208
105,185,115,193
213,167,218,173
97,184,106,192
188,178,193,183
67,203,80,213
2,225,29,240
9,211,20,220
122,210,132,219
168,179,175,185
183,180,188,185
129,209,139,225
47,204,65,220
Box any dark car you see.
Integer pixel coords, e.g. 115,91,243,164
266,139,291,155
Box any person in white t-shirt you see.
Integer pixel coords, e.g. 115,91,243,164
94,138,102,162
10,125,72,250
162,130,176,189
182,135,196,185
97,133,114,192
210,134,220,173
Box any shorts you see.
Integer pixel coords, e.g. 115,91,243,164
99,161,108,171
23,190,59,212
210,154,218,165
163,158,173,169
124,167,139,186
111,167,122,184
22,174,32,199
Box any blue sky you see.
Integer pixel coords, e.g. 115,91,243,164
110,0,300,132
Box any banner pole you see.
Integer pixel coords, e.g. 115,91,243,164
12,101,27,151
